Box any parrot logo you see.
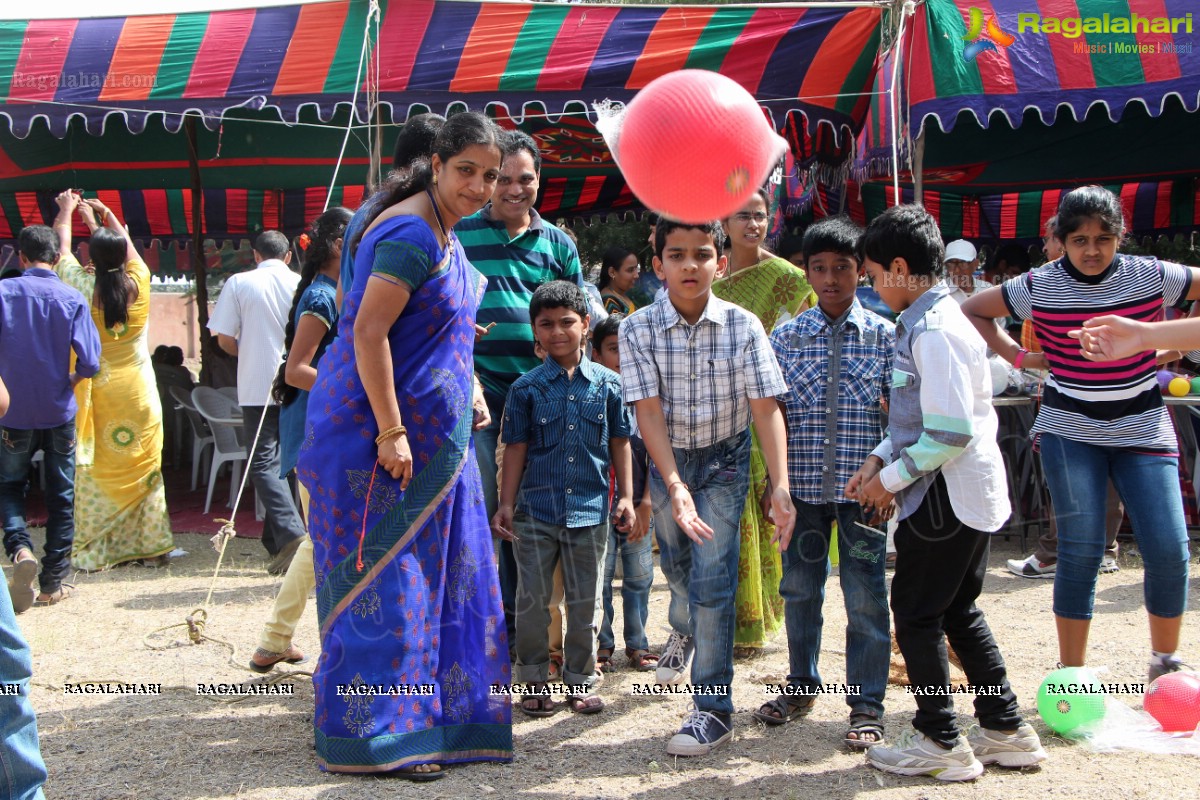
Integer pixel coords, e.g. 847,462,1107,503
962,7,1015,62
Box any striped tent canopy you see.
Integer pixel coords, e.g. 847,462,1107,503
0,0,887,246
852,0,1200,238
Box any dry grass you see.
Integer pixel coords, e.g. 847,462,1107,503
8,528,1199,800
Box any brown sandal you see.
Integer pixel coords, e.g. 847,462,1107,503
596,648,614,673
752,692,816,726
625,648,659,671
249,645,308,673
521,684,559,718
844,710,885,749
33,584,75,606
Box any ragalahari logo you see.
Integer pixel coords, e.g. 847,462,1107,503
962,7,1015,62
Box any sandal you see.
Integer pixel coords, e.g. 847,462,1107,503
249,645,308,673
565,693,604,714
396,765,445,782
520,684,559,718
752,692,816,727
625,648,659,672
596,648,614,673
34,584,75,606
733,646,761,660
844,710,885,750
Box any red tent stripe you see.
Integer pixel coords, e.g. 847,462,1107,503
97,190,126,229
450,4,531,93
907,7,938,114
100,15,173,102
274,1,350,95
15,192,40,226
1119,183,1139,230
143,189,170,237
263,191,280,231
627,7,717,90
1154,181,1172,230
183,9,256,99
576,175,605,211
999,193,1018,238
796,9,878,108
963,195,980,238
11,20,77,102
304,187,325,227
341,185,365,210
1040,189,1060,233
923,191,941,227
1128,0,1182,82
968,0,1018,96
1040,0,1097,91
720,7,805,95
537,5,619,92
227,188,248,235
376,0,435,92
181,190,194,236
539,178,565,217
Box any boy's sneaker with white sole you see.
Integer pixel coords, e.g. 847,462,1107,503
867,728,984,782
967,723,1048,768
656,632,694,686
666,707,732,756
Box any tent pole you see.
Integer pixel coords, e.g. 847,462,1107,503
185,115,212,380
889,0,913,207
913,131,925,206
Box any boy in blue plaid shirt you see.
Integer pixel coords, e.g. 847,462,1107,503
761,217,894,750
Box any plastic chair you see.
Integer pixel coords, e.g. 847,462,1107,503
217,386,240,404
191,386,247,513
169,385,214,492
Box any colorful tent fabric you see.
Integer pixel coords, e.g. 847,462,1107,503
0,0,884,241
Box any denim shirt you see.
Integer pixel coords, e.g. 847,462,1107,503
503,356,631,527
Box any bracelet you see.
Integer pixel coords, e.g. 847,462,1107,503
667,479,688,495
1013,347,1029,369
375,425,407,444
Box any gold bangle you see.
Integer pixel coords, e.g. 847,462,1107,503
375,425,407,445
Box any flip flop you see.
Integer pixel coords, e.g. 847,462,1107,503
396,765,446,782
249,646,308,673
520,685,559,718
9,557,37,613
33,584,74,607
566,694,605,714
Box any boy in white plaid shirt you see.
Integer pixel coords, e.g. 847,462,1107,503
619,219,795,757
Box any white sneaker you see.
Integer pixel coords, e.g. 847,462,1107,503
867,728,984,782
1006,553,1056,579
656,632,693,686
967,723,1048,768
1098,555,1120,574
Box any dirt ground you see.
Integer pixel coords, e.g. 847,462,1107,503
8,527,1200,800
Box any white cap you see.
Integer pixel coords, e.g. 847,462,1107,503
944,240,978,263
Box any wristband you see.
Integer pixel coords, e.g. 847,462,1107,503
1013,347,1029,369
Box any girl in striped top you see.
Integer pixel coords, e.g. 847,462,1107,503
962,185,1199,683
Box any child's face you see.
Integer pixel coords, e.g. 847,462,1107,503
608,254,641,294
533,306,588,364
593,335,620,372
1062,218,1118,275
863,256,911,314
804,251,861,317
652,228,727,304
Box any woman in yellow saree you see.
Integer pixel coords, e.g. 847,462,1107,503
53,191,174,570
712,189,815,654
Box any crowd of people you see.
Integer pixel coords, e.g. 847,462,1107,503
0,110,1196,796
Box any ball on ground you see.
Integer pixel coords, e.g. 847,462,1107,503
1144,671,1200,733
1037,667,1107,736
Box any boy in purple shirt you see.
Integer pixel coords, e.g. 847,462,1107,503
0,225,100,612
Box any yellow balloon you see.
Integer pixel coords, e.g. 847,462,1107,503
1169,377,1190,397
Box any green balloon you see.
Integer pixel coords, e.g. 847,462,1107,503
1037,667,1107,736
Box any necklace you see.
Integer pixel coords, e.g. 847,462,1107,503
426,187,450,247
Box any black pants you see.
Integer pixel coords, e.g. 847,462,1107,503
891,474,1022,745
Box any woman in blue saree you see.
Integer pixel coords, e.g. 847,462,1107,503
297,112,510,779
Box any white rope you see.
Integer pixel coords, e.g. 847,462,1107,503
323,0,381,212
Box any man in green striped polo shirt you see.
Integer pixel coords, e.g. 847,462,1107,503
458,130,583,649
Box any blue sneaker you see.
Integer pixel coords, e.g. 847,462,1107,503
666,706,733,756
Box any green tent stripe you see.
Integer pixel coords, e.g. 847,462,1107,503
0,194,24,239
1086,0,1145,88
557,178,584,216
165,190,189,237
926,1,984,102
1170,180,1194,228
246,188,264,235
325,0,370,93
939,196,963,239
1015,192,1043,239
0,21,29,99
150,13,210,99
158,243,177,275
836,24,882,117
498,4,571,93
683,8,757,71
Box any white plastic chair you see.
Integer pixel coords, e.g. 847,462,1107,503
170,385,214,491
191,386,247,513
217,386,240,404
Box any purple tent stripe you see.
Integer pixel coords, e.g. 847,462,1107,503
54,17,125,105
582,7,665,91
408,0,480,91
228,5,302,99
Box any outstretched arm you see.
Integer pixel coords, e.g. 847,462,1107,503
53,190,78,259
83,198,137,263
1071,315,1200,362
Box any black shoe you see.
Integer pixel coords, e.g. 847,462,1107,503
267,537,303,576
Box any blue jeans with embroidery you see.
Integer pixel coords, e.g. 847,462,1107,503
0,422,76,593
651,429,750,714
781,499,889,716
598,526,654,654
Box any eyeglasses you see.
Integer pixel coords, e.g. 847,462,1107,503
732,212,769,224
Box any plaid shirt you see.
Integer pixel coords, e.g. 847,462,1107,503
619,293,787,450
770,300,895,504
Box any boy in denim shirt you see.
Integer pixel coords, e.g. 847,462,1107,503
493,281,634,716
620,220,795,756
761,217,893,750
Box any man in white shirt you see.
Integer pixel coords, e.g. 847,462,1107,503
208,231,305,575
944,240,991,305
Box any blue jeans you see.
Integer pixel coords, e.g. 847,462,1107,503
0,569,48,799
781,500,889,716
1039,432,1190,620
240,406,305,557
651,429,751,714
0,423,76,593
598,526,654,653
473,391,517,649
512,513,608,689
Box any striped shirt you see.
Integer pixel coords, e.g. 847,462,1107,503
1002,255,1192,453
619,293,787,450
457,205,583,400
770,300,895,504
503,357,630,528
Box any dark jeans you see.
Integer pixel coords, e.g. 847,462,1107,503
891,474,1022,745
473,391,517,649
240,406,305,556
0,423,76,593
